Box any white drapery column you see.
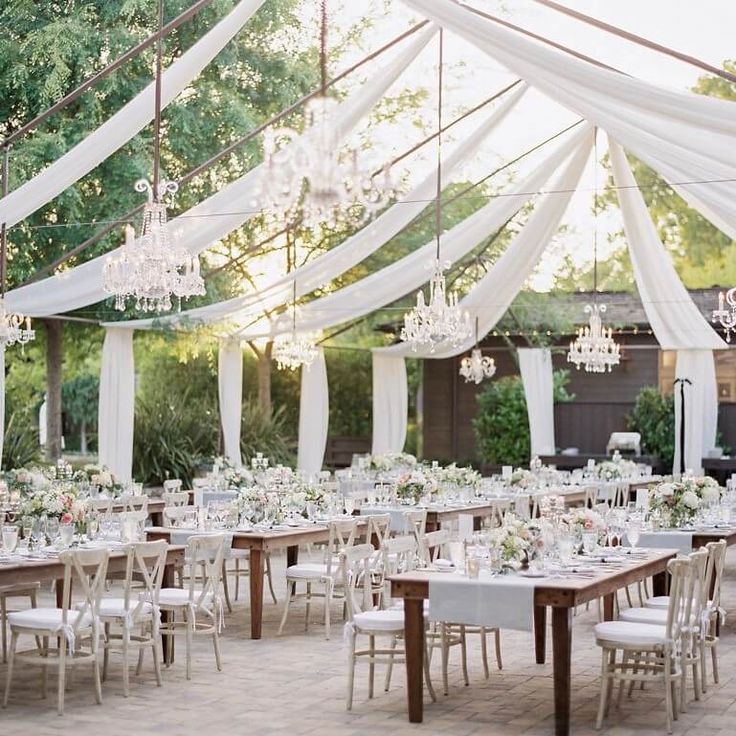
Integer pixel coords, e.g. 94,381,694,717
673,350,718,476
518,348,555,458
218,339,243,468
98,327,135,482
297,348,329,476
371,354,408,455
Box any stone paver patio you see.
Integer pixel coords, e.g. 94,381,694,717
2,548,736,736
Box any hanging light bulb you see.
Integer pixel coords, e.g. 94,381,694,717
102,1,205,313
256,0,392,230
459,317,495,384
272,279,319,371
712,288,736,342
566,130,620,374
401,30,471,353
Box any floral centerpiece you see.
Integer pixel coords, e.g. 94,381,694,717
395,470,427,505
564,507,605,534
650,476,721,528
370,452,417,472
211,456,255,489
5,467,49,497
487,515,534,566
437,463,482,492
595,456,639,481
509,468,536,489
73,464,124,497
20,484,88,529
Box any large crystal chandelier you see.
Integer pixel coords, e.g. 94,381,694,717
102,4,205,313
103,180,205,312
257,0,391,230
566,133,620,374
459,317,495,384
567,303,621,373
712,288,736,342
0,158,34,348
272,280,319,371
400,30,471,353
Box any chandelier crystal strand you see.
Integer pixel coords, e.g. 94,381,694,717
712,287,736,342
459,317,495,384
272,270,318,371
566,129,620,374
0,146,34,348
102,0,205,313
257,0,392,230
401,29,471,353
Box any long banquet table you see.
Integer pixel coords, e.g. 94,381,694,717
390,548,678,736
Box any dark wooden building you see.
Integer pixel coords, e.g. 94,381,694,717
421,289,736,463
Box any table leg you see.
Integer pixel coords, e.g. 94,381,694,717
652,570,668,597
603,593,615,621
552,607,573,736
286,545,299,568
403,597,425,723
150,510,164,527
161,561,175,664
473,516,482,532
55,578,64,608
534,604,547,664
249,547,265,640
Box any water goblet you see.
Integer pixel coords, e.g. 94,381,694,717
46,517,60,545
344,496,355,516
582,530,597,556
2,525,18,554
59,523,75,548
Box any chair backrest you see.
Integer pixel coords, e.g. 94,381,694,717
596,482,625,507
664,556,691,644
163,479,183,493
584,485,598,509
121,540,168,619
703,539,728,610
420,528,451,564
163,505,192,527
382,534,417,575
685,548,709,625
120,494,149,513
365,514,391,549
324,518,358,575
59,547,110,633
340,543,375,622
162,491,190,507
187,534,227,610
88,497,113,516
403,509,427,541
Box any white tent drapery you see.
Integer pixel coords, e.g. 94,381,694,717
218,340,243,468
518,348,556,458
98,328,135,482
371,354,408,455
297,349,329,475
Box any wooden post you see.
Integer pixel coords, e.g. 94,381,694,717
44,319,63,461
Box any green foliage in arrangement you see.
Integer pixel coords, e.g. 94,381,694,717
2,412,41,470
626,387,675,469
472,370,574,466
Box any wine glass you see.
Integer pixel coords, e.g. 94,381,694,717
344,496,355,516
2,525,18,555
582,530,597,556
21,516,33,544
46,517,60,545
628,522,641,550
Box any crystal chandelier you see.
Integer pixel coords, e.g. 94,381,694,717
459,318,495,384
257,0,391,230
0,149,35,348
401,30,471,353
102,7,205,313
566,132,620,374
712,288,736,342
103,180,205,312
567,303,621,373
272,280,318,371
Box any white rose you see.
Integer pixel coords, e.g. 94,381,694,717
657,483,675,498
682,491,700,510
701,486,720,503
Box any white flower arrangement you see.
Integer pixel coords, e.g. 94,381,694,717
370,452,417,472
487,515,533,564
21,483,88,525
509,469,536,489
564,507,605,533
651,476,722,527
437,463,481,490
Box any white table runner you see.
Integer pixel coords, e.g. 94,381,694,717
635,531,693,554
428,571,536,631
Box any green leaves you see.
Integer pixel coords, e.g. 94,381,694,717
626,387,674,468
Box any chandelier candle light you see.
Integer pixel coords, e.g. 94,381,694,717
0,147,34,348
401,30,471,353
459,317,495,384
102,0,205,313
712,287,736,342
272,280,319,371
258,0,391,230
567,132,620,374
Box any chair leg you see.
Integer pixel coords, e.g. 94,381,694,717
0,596,6,663
102,622,110,681
384,636,397,692
324,580,332,640
663,658,674,734
346,629,356,710
305,582,311,633
266,554,278,605
57,637,66,716
213,627,222,672
368,634,375,699
234,558,241,601
122,627,130,697
277,580,293,636
617,652,629,709
441,625,449,696
221,561,233,614
152,618,163,687
679,649,688,712
30,590,42,653
494,628,503,670
699,639,707,694
460,625,469,687
3,630,18,708
711,643,719,684
136,624,146,676
480,628,489,679
185,612,194,681
595,648,611,730
423,637,437,703
92,630,103,706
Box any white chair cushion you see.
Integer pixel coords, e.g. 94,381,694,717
594,620,668,647
285,563,337,580
145,588,213,607
353,609,405,633
7,607,91,631
84,598,154,620
645,595,670,610
619,607,668,625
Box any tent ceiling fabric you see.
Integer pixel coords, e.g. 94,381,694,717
6,24,437,317
0,0,267,230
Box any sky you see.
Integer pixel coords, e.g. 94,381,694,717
299,0,736,291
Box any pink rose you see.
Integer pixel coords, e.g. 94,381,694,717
61,512,73,524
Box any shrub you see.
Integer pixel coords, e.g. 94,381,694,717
626,387,674,468
240,400,296,467
2,411,41,470
472,370,574,466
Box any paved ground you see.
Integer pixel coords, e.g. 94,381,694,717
2,548,736,736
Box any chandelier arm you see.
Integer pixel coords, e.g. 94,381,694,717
435,28,444,262
152,0,165,203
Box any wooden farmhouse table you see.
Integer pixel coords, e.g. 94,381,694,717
148,520,369,640
390,549,678,736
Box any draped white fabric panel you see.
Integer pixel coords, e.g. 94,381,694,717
673,350,718,476
297,348,329,476
98,327,135,482
0,0,266,230
237,124,590,340
401,0,736,237
108,83,527,331
518,348,555,457
378,125,594,359
11,25,436,317
371,354,408,455
217,340,243,467
609,138,726,350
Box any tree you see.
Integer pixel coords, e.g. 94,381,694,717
61,373,99,453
